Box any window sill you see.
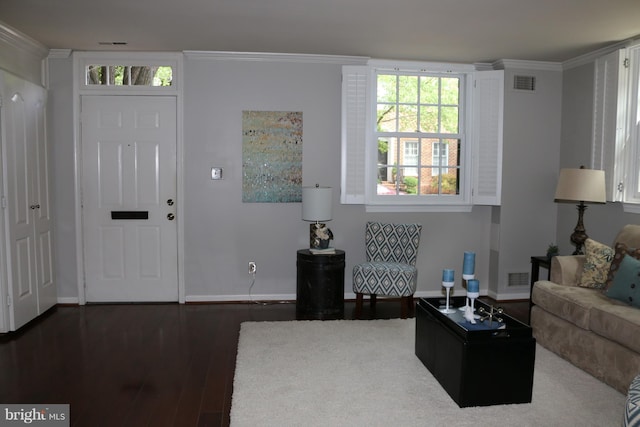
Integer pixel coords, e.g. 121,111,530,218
365,204,473,213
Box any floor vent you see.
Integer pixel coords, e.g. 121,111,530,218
513,75,536,92
508,272,530,287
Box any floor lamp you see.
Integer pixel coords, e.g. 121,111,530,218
554,167,606,255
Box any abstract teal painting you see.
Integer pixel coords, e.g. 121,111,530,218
242,111,303,203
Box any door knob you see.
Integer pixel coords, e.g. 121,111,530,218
167,199,174,206
167,213,175,221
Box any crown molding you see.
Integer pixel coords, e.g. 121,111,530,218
492,59,562,72
183,50,368,65
0,22,48,59
561,39,635,70
48,49,72,59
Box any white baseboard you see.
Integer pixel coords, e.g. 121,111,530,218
58,290,526,306
487,290,530,301
185,294,297,303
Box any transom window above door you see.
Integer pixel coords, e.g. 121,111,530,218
75,52,181,93
86,65,173,86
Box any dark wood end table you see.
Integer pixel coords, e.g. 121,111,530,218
530,256,552,322
296,249,345,320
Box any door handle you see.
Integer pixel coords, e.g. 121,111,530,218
30,204,40,210
167,199,174,206
167,213,175,221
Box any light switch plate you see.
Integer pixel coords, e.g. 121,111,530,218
211,167,223,180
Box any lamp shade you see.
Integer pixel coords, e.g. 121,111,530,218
554,168,606,204
302,186,332,222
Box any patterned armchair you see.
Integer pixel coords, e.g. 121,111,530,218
352,222,422,319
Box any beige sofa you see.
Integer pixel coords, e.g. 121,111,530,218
530,225,640,394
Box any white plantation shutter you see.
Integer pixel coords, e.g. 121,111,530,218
341,65,504,208
341,65,369,204
472,70,504,205
592,49,627,202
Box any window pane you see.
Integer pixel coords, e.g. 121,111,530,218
441,169,460,195
423,170,439,194
377,138,390,166
377,167,399,195
398,168,419,195
402,140,419,177
373,71,464,200
441,106,459,133
420,106,438,133
399,75,418,104
154,66,173,86
86,65,173,87
377,104,397,132
421,77,439,104
87,65,108,85
377,74,397,103
441,77,459,104
398,105,418,132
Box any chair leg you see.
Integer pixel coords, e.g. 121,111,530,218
408,294,415,318
370,294,377,317
355,293,363,319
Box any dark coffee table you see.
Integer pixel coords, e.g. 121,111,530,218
415,296,535,407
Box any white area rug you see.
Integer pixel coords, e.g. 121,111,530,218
230,319,625,426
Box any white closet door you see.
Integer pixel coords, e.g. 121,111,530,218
3,72,54,330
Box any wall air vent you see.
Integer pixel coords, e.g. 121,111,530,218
513,75,536,92
508,272,529,287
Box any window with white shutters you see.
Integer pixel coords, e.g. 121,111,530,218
341,62,503,211
592,41,640,212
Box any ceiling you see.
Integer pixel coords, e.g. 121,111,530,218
0,0,639,64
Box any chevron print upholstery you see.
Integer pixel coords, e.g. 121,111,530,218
624,373,640,427
353,222,422,298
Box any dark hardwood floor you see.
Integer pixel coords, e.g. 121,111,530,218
0,297,529,427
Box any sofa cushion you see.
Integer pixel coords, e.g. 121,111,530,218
532,280,612,330
607,242,640,290
550,255,585,286
614,224,640,249
579,238,614,289
590,301,640,354
606,255,640,308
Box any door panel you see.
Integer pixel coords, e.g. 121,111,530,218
3,72,54,330
82,96,178,302
33,89,56,312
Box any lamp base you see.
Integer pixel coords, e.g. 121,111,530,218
310,223,332,249
570,202,588,255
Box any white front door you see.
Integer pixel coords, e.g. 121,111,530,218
81,95,178,302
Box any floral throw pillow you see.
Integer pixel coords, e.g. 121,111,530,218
579,238,614,289
606,242,640,290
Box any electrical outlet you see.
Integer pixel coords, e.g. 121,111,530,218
248,261,257,275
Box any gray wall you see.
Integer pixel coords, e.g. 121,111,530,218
47,53,78,301
558,63,639,252
44,52,632,303
4,22,640,306
489,65,562,298
179,55,495,300
48,53,497,301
